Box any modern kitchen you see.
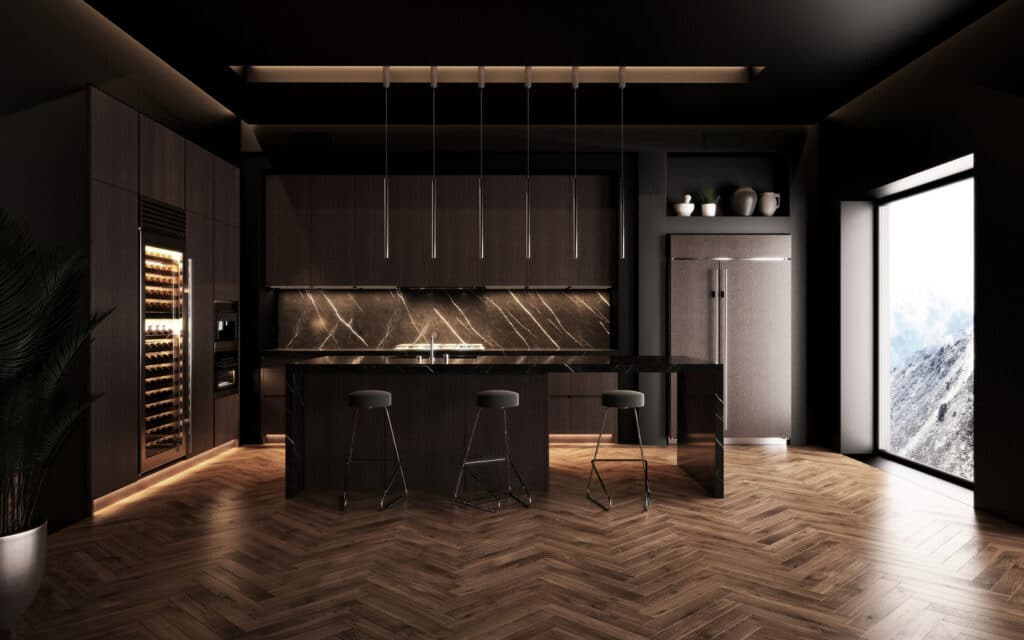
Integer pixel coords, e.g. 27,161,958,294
2,1,1024,638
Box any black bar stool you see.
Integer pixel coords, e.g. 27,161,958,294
454,390,532,512
343,389,408,510
586,390,651,511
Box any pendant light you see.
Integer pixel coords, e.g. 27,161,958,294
384,65,390,260
430,65,438,260
525,65,532,260
571,65,579,260
619,65,626,261
478,65,485,260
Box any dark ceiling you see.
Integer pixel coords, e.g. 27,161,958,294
85,0,1003,125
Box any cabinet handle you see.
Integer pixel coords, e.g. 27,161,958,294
721,267,728,433
619,176,626,261
186,258,193,456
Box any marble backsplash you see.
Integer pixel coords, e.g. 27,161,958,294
278,290,611,351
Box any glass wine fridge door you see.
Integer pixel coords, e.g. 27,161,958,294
141,244,189,473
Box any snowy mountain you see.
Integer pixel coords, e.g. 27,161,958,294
889,329,974,481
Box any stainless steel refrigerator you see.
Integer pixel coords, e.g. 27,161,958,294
669,234,791,441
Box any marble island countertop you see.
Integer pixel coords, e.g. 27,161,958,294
263,351,717,373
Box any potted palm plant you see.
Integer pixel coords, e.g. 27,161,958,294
0,211,109,632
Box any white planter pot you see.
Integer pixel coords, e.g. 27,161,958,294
701,203,717,217
0,521,46,632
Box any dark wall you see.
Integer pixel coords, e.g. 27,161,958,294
816,0,1023,522
0,92,92,531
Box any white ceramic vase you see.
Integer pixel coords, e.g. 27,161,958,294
701,203,717,217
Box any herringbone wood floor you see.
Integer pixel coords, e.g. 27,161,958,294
14,444,1024,639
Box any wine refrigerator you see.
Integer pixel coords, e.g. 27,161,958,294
140,201,191,474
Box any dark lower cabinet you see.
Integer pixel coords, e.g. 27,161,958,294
546,372,618,437
528,175,574,287
187,209,215,455
298,372,548,495
265,175,311,287
434,175,482,287
483,175,528,286
260,368,286,441
89,180,140,498
215,393,240,446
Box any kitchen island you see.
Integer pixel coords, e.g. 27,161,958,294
263,353,724,499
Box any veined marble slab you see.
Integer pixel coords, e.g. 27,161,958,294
278,289,612,351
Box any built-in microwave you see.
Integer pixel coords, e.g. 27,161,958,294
215,354,238,394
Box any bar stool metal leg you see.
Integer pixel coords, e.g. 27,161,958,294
587,406,652,512
503,408,532,508
454,408,503,512
343,405,408,511
586,409,612,510
342,409,360,510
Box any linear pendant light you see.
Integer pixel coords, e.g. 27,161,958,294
525,65,532,261
430,65,438,260
572,65,579,261
384,65,390,260
619,65,626,261
478,65,485,260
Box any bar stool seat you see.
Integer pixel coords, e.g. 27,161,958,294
476,389,519,409
586,389,652,511
453,389,531,511
601,390,645,409
348,389,392,409
343,389,407,510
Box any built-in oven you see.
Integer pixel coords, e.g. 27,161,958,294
214,301,238,396
215,301,237,352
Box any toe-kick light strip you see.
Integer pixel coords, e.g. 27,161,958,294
239,66,764,85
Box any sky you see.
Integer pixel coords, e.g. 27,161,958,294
885,178,974,366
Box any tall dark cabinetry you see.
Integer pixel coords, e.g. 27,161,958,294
186,142,215,455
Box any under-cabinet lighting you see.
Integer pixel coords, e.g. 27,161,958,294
243,66,764,85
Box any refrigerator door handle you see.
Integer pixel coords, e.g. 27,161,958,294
186,258,193,456
721,266,728,433
712,265,720,365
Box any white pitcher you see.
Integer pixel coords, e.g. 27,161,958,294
758,192,781,216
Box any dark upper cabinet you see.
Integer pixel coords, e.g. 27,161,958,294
434,175,482,288
310,175,352,286
89,180,140,498
265,175,311,287
482,175,528,287
89,88,137,192
392,175,433,288
187,208,215,454
214,158,240,226
528,175,573,287
349,175,395,286
215,218,239,300
139,115,185,209
185,142,214,217
574,175,614,287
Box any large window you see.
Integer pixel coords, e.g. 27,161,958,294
878,177,974,482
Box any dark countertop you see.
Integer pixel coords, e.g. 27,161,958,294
263,352,718,373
